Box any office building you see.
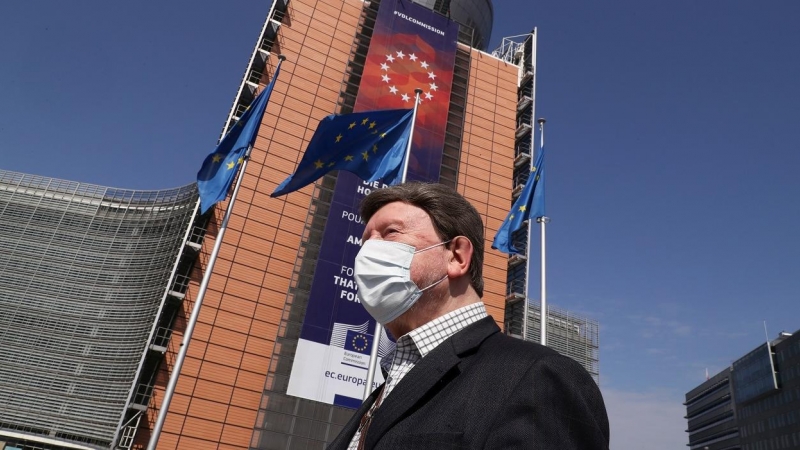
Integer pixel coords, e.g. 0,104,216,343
0,171,198,450
684,330,800,450
684,367,739,450
735,331,800,450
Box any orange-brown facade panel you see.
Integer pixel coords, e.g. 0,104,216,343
458,47,518,323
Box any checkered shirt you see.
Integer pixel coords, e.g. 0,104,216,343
347,302,488,450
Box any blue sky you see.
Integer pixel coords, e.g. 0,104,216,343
2,1,799,448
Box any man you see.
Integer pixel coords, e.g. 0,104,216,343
327,182,609,450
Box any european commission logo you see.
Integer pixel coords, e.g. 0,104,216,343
330,321,396,358
344,331,372,355
331,321,373,356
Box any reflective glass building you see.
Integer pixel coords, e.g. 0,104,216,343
0,171,198,449
736,332,800,450
684,330,800,450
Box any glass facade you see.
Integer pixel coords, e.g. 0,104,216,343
732,343,778,404
685,332,800,450
737,333,800,450
0,170,197,449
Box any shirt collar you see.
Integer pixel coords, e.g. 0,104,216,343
408,302,488,357
380,302,488,372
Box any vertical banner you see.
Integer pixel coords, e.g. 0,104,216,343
286,0,459,409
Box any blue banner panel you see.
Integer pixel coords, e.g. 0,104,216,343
286,0,459,408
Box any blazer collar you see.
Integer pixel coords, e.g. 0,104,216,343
364,316,500,448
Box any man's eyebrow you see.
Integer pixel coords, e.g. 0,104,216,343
381,215,408,229
385,219,406,229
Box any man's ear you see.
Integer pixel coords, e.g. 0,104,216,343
447,236,473,278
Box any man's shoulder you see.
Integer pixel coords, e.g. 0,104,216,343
453,316,562,364
483,327,562,360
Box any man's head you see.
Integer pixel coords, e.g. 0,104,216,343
357,182,484,335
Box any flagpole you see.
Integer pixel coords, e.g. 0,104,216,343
147,55,285,449
147,150,252,450
523,196,532,341
400,89,424,184
536,118,547,347
363,88,422,400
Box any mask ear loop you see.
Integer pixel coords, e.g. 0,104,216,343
414,239,453,254
416,238,456,292
419,272,448,292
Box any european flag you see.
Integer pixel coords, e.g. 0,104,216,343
492,147,545,255
197,61,283,213
271,109,414,197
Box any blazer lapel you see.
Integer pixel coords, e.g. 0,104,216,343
364,317,499,448
326,385,384,450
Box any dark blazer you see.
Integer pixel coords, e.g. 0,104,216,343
327,316,609,449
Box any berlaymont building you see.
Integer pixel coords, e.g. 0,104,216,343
0,0,599,449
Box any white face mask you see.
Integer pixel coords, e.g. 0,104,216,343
353,239,450,325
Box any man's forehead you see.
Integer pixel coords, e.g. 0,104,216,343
371,201,427,225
